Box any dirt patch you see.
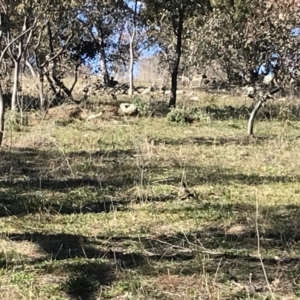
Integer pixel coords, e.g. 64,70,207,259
0,238,48,260
46,104,89,121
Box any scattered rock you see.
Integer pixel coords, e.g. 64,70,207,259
118,103,137,116
189,96,200,101
141,86,155,95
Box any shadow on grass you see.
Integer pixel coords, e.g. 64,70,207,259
0,233,115,300
3,205,300,298
6,202,300,258
1,146,300,217
156,134,275,147
178,103,300,121
64,261,113,300
1,171,299,217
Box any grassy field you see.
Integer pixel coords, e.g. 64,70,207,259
1,93,300,299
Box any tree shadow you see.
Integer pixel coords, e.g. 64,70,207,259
4,198,300,299
1,233,115,300
1,146,300,218
64,261,113,300
180,103,300,121
155,134,273,147
0,147,142,216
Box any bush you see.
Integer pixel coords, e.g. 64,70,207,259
166,107,212,124
166,107,187,124
189,107,212,122
5,110,25,132
132,96,152,117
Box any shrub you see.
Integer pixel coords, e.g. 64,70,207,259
166,107,212,124
5,110,24,132
166,107,187,124
132,96,152,117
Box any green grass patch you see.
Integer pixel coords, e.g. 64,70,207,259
1,95,300,299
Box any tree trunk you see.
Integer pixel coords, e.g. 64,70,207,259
128,0,138,96
11,60,20,111
26,60,36,78
169,8,184,107
248,100,263,135
0,83,5,146
99,31,110,85
51,75,72,99
38,71,45,111
128,30,136,95
70,63,79,95
45,72,58,96
247,87,281,135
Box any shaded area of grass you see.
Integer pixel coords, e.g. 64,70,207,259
1,218,300,299
200,102,300,121
1,112,300,299
1,144,300,218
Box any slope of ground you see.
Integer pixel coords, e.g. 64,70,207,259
1,95,300,299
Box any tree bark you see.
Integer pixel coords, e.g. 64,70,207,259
46,22,72,100
45,72,58,96
38,71,45,111
169,7,184,107
51,75,72,99
128,29,136,96
70,63,79,95
0,83,5,146
11,60,20,110
100,48,110,85
128,0,138,96
26,60,36,78
248,87,281,135
248,100,263,135
98,24,110,85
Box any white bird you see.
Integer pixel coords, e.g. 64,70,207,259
243,86,255,99
263,72,275,85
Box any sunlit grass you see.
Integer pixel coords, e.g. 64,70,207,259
1,94,300,299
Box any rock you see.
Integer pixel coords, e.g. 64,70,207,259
86,112,103,121
189,96,200,101
118,103,137,116
142,87,152,95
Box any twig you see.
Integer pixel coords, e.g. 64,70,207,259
255,197,275,299
55,142,75,178
147,237,222,256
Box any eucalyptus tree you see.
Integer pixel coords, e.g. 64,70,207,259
0,1,46,111
143,0,213,107
126,0,148,95
26,0,88,110
78,0,130,85
0,0,49,145
127,0,138,95
110,0,148,95
187,0,300,134
189,0,300,86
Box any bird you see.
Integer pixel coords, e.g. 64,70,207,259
108,76,119,87
110,93,117,101
82,86,89,94
178,182,196,200
263,72,275,85
243,86,255,99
